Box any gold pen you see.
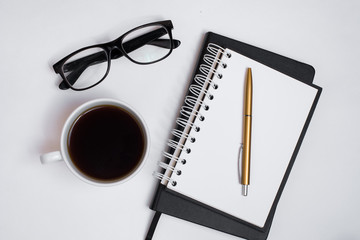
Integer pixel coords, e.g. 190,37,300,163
241,68,253,196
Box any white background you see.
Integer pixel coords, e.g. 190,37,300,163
0,1,359,240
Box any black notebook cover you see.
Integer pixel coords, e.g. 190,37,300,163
147,32,322,240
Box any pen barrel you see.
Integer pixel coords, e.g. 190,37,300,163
241,68,252,186
241,115,252,185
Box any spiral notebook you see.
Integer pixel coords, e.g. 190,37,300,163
148,32,322,240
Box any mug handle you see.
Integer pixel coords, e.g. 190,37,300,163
40,151,63,164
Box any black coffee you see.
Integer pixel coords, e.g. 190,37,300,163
67,105,146,182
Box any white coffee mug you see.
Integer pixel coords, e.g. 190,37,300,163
40,98,150,186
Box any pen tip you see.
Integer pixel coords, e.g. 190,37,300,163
242,185,248,196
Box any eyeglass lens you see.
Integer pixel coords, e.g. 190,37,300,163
62,47,108,90
122,25,171,63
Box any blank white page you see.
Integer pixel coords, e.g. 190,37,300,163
168,49,318,227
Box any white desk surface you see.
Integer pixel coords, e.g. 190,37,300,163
1,1,359,239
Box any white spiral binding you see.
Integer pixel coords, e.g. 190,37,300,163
154,43,231,186
185,96,210,110
194,74,219,90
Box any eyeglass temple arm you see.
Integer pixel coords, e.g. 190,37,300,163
59,30,180,89
147,39,180,49
109,39,180,62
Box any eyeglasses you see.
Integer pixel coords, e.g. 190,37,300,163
53,20,181,91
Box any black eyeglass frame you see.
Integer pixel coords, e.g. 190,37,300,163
53,20,180,91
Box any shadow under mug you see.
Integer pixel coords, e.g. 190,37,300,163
40,98,150,186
